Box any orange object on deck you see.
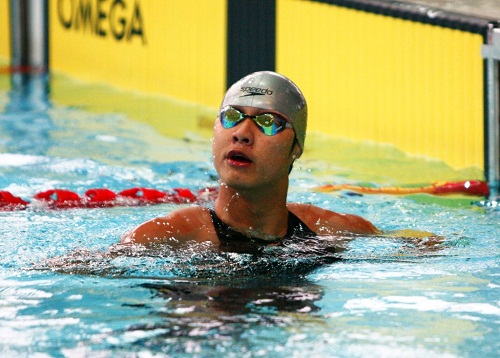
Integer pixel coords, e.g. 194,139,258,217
315,180,490,197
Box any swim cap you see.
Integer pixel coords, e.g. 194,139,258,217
221,71,307,152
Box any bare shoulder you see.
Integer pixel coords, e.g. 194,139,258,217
121,206,217,246
287,202,380,235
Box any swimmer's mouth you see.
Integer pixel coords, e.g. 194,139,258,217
227,150,252,163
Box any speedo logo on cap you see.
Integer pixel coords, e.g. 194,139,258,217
239,86,273,97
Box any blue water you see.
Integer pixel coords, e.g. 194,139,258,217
0,75,499,357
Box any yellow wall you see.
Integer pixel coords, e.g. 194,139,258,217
50,0,226,108
47,0,487,171
277,0,484,170
0,0,10,63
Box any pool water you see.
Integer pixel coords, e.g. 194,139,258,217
0,74,499,357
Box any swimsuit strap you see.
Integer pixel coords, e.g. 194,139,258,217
209,209,314,242
286,210,316,237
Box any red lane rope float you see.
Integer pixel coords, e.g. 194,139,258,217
0,187,211,211
315,180,490,197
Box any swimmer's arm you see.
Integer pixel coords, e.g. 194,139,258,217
289,204,443,252
289,204,441,238
314,205,445,250
381,229,445,251
121,216,181,246
288,203,380,235
287,203,379,253
120,206,215,247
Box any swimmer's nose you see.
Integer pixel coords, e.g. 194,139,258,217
231,119,254,145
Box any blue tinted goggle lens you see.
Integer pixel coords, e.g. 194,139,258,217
219,106,293,136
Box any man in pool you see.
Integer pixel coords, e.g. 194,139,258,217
121,71,433,252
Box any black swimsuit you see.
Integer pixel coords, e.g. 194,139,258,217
209,209,317,254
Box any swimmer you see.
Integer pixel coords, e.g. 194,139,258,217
121,71,439,252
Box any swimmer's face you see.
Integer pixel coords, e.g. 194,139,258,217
212,106,301,190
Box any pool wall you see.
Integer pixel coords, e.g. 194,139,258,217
277,0,488,172
0,0,497,176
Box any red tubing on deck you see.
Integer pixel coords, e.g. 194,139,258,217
315,180,490,197
0,65,48,74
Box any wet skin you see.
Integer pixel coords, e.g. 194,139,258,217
121,106,383,249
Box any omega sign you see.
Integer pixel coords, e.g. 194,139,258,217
57,0,146,44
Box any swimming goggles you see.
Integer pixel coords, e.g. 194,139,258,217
219,106,293,136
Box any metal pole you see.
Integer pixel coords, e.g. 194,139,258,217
481,26,500,202
9,0,48,73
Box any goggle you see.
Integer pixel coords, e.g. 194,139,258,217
219,106,293,136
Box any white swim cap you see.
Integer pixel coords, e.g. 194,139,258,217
221,71,307,151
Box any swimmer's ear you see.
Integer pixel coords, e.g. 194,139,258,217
289,137,302,159
292,143,303,159
288,141,302,174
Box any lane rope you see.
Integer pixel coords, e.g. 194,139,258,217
0,187,217,211
0,180,489,211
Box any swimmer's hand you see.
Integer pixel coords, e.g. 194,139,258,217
383,229,445,252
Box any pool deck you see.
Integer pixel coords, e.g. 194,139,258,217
400,0,500,21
